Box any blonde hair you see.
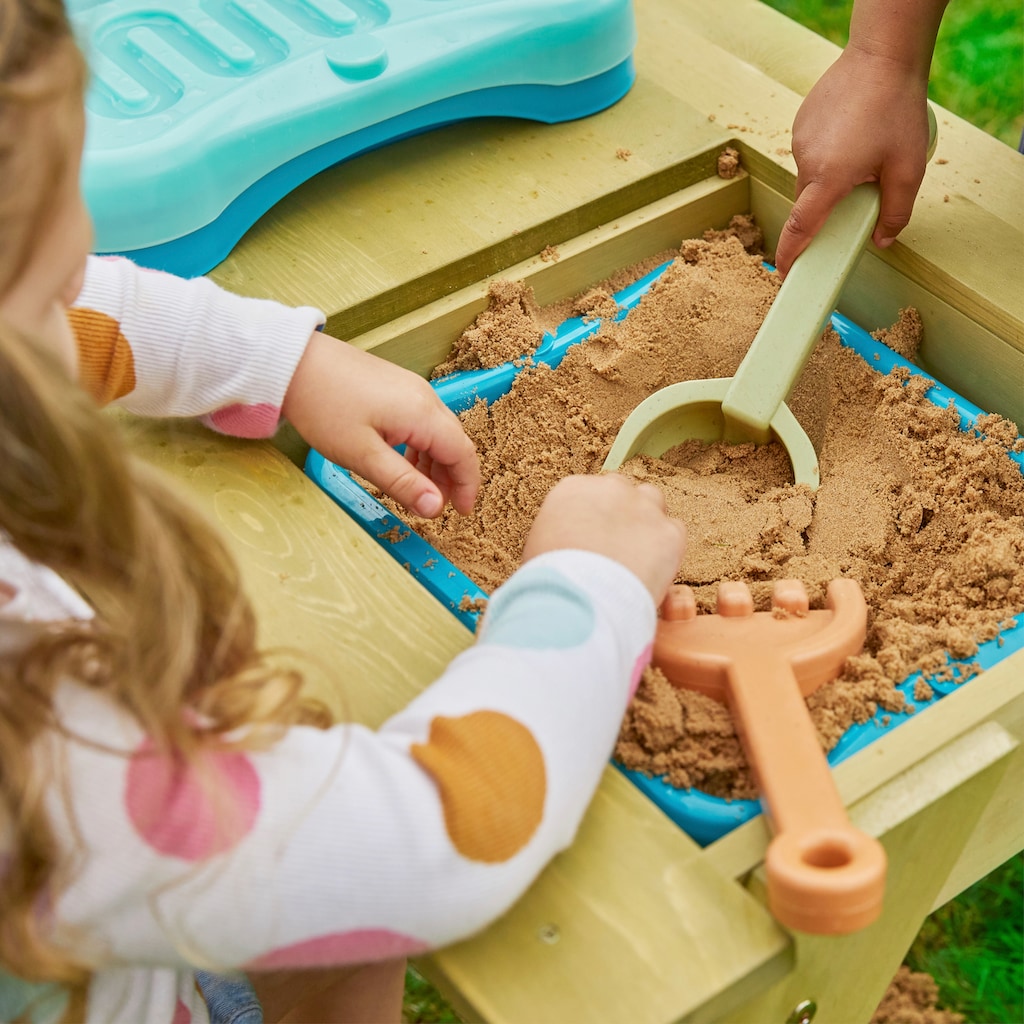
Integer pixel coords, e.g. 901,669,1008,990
0,0,85,298
0,1,329,983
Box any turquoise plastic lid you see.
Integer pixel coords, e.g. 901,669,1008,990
69,0,637,274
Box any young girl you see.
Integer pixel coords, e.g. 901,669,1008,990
0,3,687,1022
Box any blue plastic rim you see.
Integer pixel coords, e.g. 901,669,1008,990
69,0,638,276
306,258,1024,846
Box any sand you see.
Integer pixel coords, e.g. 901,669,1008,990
871,966,965,1024
372,218,1024,799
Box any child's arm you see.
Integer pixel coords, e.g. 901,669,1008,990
44,477,683,973
773,0,948,277
70,256,478,517
70,256,323,431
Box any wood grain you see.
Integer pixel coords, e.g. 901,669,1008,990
124,415,472,726
721,723,1017,1024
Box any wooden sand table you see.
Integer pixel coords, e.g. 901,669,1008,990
375,220,1024,800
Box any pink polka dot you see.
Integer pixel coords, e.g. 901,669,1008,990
171,999,191,1024
205,403,281,439
125,739,260,860
629,643,652,699
246,929,430,969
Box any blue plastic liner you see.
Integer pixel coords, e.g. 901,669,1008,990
306,257,1024,846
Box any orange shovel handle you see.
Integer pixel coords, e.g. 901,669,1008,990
727,653,887,934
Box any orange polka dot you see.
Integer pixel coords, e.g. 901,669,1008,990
68,307,136,405
411,711,546,863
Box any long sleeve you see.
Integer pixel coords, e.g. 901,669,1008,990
69,255,325,438
32,549,653,1021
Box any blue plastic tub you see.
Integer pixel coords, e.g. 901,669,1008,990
305,258,1024,846
69,0,637,276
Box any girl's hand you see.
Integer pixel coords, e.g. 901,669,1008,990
522,474,687,605
283,332,480,518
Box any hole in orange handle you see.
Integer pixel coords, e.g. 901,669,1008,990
802,840,853,870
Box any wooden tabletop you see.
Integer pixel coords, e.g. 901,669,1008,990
207,0,1022,393
131,2,1024,1021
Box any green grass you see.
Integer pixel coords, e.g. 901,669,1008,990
905,853,1024,1024
761,0,1024,149
404,6,1024,1022
402,964,462,1024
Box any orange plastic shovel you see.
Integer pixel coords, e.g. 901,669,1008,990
656,577,886,934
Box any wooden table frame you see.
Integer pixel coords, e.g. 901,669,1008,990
130,3,1023,1021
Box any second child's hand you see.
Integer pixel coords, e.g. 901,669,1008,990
774,0,947,278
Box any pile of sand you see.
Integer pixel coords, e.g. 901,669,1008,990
871,965,965,1024
374,218,1023,798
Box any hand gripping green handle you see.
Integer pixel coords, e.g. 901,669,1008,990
720,182,880,444
723,103,938,444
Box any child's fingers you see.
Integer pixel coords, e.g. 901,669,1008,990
522,474,687,603
404,448,479,517
427,436,480,516
356,438,448,518
635,481,687,556
774,178,848,278
633,481,667,511
874,158,926,249
430,457,479,516
396,406,481,515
